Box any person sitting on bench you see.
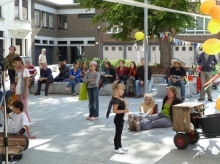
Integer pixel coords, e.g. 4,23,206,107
168,58,186,102
0,101,36,139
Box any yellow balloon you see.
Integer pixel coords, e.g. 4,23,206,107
207,19,220,34
203,38,220,55
135,32,145,40
216,98,220,111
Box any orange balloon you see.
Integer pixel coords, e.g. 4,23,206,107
203,38,220,55
200,1,216,14
209,6,220,19
216,98,220,111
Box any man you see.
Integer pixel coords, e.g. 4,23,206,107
5,46,18,84
38,48,47,69
13,56,31,122
135,58,152,98
34,63,53,96
25,60,37,88
5,82,18,113
197,52,218,102
168,58,186,101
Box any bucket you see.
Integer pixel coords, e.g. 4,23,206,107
188,75,193,81
198,114,220,135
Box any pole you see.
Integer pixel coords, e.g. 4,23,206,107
2,72,8,164
144,0,149,93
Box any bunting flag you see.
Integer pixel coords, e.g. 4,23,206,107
165,32,169,36
170,37,173,42
175,39,179,45
164,36,168,41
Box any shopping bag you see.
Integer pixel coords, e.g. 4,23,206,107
78,83,88,101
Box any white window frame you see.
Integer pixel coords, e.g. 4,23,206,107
106,22,122,34
42,11,48,27
49,13,54,28
22,0,28,20
34,10,40,26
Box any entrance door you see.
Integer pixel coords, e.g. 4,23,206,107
58,47,67,62
71,46,79,63
35,46,52,66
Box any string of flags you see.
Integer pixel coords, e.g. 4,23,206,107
158,33,203,50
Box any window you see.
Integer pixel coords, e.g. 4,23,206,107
189,47,193,51
104,47,109,51
112,47,115,51
35,40,40,44
152,47,156,51
88,41,95,44
182,47,186,51
0,6,2,17
14,0,19,19
70,41,83,44
34,10,40,26
49,41,54,44
118,47,123,51
49,13,54,28
78,14,95,18
42,40,48,44
42,12,48,27
58,15,67,30
106,22,122,33
128,47,132,51
175,47,179,51
58,41,67,44
22,0,28,20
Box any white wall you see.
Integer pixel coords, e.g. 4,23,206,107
0,0,32,57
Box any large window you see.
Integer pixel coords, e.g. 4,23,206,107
14,0,19,19
22,0,28,20
106,22,122,33
180,16,211,35
42,11,48,27
58,15,67,30
0,6,2,17
34,10,40,26
49,13,54,28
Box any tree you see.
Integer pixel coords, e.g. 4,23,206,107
78,0,200,66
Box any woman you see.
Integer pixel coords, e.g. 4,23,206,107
126,61,137,97
5,46,18,84
80,61,88,82
54,61,69,82
116,60,128,81
98,61,116,89
83,61,100,121
129,86,182,131
65,62,81,96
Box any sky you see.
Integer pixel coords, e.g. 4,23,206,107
45,0,76,5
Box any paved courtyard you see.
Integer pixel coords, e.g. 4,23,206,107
6,83,219,164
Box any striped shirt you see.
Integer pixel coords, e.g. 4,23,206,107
25,65,37,78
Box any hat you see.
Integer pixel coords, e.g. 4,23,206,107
171,58,185,67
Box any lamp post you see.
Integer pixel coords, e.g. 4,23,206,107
144,0,149,93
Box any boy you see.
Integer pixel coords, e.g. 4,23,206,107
5,82,18,113
0,101,36,139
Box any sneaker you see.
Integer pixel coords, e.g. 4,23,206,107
120,147,128,152
198,98,204,101
114,149,125,154
208,99,213,102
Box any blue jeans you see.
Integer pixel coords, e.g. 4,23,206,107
135,80,150,94
87,87,99,117
67,78,80,94
168,79,185,98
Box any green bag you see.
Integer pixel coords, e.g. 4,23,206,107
78,83,88,101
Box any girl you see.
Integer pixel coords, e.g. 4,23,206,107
65,61,81,96
139,94,157,114
80,61,88,82
83,61,100,121
54,61,69,82
116,60,128,81
98,61,116,89
108,82,129,154
130,86,182,131
126,61,137,97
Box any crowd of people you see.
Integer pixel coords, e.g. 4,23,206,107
2,46,219,155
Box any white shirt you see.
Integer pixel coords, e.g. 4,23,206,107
8,112,29,133
16,68,30,95
39,54,47,63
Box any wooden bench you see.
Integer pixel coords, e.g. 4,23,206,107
29,82,82,95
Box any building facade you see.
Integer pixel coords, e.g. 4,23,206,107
31,0,99,66
0,0,32,59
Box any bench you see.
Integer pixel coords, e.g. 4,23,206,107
156,81,197,98
100,77,154,96
29,82,82,95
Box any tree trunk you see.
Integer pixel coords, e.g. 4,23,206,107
159,38,172,66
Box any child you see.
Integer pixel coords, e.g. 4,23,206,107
5,82,18,113
0,101,36,139
107,81,129,154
